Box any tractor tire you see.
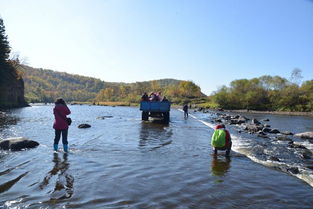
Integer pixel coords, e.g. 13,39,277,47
163,112,170,124
142,111,149,121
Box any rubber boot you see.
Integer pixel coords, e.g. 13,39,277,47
53,144,58,152
63,144,68,153
225,149,230,157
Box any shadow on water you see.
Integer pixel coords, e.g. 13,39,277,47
40,153,74,201
0,172,28,194
0,160,31,194
139,122,173,151
211,155,231,177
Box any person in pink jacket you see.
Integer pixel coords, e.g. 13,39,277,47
53,98,71,152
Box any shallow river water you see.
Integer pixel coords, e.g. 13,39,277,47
0,105,313,208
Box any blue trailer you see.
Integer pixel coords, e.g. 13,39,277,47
140,101,171,123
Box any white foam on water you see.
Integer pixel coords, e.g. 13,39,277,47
186,110,313,187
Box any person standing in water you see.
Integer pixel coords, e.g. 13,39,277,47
183,104,189,118
53,98,71,152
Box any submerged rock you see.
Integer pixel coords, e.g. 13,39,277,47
97,116,113,120
251,118,261,125
269,129,280,134
243,124,263,133
258,133,269,138
214,119,222,123
276,136,293,142
281,131,294,135
269,156,280,162
287,167,300,174
294,132,313,139
262,127,272,133
288,143,306,149
0,137,39,151
78,124,91,128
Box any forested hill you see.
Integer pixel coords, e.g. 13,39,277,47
18,65,105,102
18,65,205,104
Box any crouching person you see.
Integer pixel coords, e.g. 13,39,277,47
211,124,232,156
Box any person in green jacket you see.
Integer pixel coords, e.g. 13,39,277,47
211,124,232,156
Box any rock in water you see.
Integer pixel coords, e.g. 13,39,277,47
96,116,113,120
294,132,313,139
269,129,280,134
78,124,91,128
251,118,261,125
0,137,39,151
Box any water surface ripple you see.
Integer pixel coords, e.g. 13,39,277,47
0,105,313,208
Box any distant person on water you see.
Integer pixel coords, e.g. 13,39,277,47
211,124,232,156
53,98,71,152
183,104,188,118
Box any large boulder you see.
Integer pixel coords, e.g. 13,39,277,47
0,137,39,151
294,132,313,139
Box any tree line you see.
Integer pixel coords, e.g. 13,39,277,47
95,79,204,104
19,64,205,104
0,17,27,108
210,70,313,112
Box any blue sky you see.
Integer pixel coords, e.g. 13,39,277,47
1,0,312,95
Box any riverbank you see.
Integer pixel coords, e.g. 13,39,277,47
223,109,313,117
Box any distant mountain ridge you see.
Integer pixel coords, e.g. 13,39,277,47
17,65,201,103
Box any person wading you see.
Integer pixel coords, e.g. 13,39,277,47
183,104,188,118
211,124,232,156
53,98,71,152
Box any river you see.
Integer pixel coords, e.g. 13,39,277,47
0,105,313,208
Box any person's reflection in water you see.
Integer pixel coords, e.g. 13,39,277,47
211,155,231,177
40,153,74,200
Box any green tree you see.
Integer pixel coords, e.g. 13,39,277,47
0,18,11,64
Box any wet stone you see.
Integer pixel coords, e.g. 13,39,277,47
251,118,261,125
269,129,280,134
276,136,293,142
287,167,300,174
262,127,272,133
281,131,294,135
288,143,306,149
78,124,91,128
294,132,313,139
269,156,280,162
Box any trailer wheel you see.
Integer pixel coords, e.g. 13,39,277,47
142,111,149,121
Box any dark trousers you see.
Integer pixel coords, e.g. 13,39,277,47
214,142,232,156
54,129,68,145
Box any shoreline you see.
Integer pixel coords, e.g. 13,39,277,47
223,109,313,117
